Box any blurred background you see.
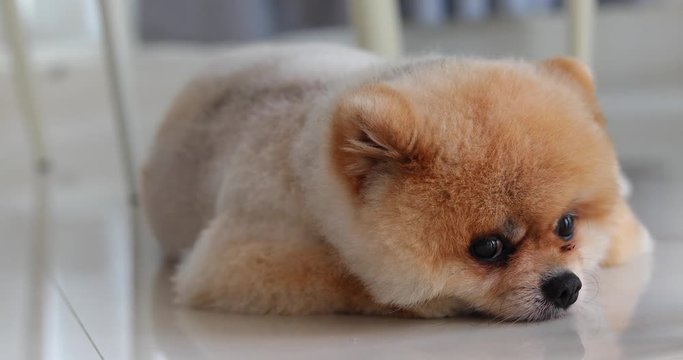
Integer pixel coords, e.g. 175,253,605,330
1,0,682,359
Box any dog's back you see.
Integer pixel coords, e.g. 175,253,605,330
141,44,378,257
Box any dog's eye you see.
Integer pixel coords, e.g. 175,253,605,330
470,236,505,262
555,214,575,240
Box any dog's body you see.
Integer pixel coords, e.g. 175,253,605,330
142,44,652,320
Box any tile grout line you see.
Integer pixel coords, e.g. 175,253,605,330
52,279,106,360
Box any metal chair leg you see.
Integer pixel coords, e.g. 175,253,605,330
96,0,138,207
1,0,49,174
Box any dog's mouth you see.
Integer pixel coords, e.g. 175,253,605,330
513,298,568,322
469,289,574,322
469,300,568,322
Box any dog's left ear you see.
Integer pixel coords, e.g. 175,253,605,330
538,57,606,125
329,84,436,195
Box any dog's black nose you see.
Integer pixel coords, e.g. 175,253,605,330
541,272,582,309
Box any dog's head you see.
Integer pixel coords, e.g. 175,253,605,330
326,57,619,320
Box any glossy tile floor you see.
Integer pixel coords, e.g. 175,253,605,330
2,8,683,360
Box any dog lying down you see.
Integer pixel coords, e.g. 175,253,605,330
141,44,652,321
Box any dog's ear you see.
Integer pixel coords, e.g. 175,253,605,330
329,84,435,194
538,57,606,125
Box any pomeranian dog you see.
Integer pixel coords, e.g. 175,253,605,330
142,44,652,321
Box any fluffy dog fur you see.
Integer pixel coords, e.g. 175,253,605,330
141,44,652,320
